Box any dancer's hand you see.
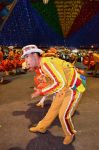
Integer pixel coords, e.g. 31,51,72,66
31,89,41,99
34,87,37,91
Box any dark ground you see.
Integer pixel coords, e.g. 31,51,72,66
0,71,99,150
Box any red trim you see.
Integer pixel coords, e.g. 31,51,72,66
41,63,60,95
70,70,76,87
65,90,76,134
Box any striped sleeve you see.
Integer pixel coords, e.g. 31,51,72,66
40,61,65,95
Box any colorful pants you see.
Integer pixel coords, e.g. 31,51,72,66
37,87,82,136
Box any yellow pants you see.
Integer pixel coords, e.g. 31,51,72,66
37,87,82,136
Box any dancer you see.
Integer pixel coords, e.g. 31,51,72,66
22,44,86,145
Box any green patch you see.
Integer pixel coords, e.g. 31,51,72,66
30,0,63,36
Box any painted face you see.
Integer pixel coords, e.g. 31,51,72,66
25,53,36,71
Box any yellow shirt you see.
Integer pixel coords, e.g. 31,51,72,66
40,57,86,95
93,53,99,63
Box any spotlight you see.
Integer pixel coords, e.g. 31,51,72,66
43,0,49,4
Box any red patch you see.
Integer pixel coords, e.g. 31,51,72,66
75,78,81,87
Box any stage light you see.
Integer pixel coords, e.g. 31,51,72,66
42,0,49,4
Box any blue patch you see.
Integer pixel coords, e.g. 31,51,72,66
80,75,86,81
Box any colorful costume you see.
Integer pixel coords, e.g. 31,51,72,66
30,57,86,138
0,51,3,62
34,67,53,107
93,53,99,75
93,53,99,63
0,51,3,72
42,47,58,57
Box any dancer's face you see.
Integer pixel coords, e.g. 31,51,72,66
25,53,36,71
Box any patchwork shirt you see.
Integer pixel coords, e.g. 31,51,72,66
39,57,86,96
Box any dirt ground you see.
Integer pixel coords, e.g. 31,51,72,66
0,72,99,150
